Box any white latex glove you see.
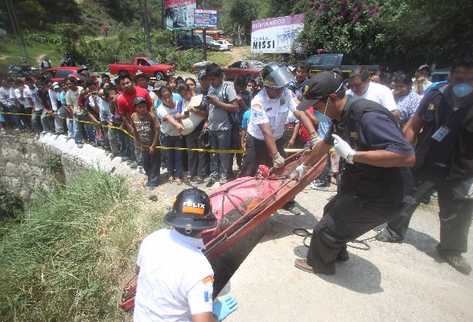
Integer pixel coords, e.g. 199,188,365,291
332,134,356,164
290,164,307,180
273,152,285,168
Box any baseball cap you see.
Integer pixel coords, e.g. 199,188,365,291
133,96,147,106
417,64,430,72
197,69,208,81
296,71,344,111
52,82,60,89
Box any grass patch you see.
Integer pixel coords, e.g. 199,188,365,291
0,38,63,73
0,170,163,321
207,51,234,66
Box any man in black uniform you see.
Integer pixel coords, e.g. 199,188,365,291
292,71,416,275
376,61,473,275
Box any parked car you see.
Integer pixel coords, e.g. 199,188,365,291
108,57,175,81
223,60,265,81
39,66,81,82
304,53,379,77
176,33,203,49
216,39,233,50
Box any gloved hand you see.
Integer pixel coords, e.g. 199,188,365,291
273,152,285,168
290,164,307,180
332,134,356,164
213,295,238,321
309,133,320,147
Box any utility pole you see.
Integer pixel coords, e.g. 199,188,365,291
139,0,152,56
5,0,28,61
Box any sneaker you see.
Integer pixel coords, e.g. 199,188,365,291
137,166,145,174
311,179,330,191
375,228,403,243
437,248,472,275
219,177,228,185
128,161,138,169
206,178,216,188
41,131,48,135
77,143,84,149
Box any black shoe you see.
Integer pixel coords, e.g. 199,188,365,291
294,258,335,275
375,228,403,243
336,248,349,262
437,248,472,275
283,200,297,211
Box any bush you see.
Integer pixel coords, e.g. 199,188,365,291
0,170,159,321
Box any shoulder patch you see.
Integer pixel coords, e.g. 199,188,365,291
202,275,214,285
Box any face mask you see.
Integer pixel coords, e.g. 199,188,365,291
452,83,473,98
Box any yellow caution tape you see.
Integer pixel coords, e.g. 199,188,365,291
0,111,305,155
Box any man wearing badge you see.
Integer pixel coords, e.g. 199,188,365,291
292,71,416,275
376,60,473,275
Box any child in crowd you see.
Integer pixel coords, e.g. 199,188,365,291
130,97,161,188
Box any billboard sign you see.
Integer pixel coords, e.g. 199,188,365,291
251,14,304,54
194,9,218,28
164,0,196,30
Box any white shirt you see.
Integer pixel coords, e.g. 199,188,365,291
347,81,398,111
65,87,83,114
14,87,25,106
0,86,8,106
22,85,33,108
24,86,44,111
134,229,214,322
247,87,297,140
156,101,183,136
48,89,59,111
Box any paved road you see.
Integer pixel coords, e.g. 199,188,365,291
224,187,473,322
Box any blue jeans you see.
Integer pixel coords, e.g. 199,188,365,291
161,134,184,178
209,129,232,180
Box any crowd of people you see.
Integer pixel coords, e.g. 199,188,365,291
0,61,465,191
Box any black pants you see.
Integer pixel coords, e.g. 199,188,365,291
308,194,402,273
142,149,160,186
240,135,286,177
386,175,473,254
185,129,208,178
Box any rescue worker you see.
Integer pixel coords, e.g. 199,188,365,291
240,63,319,177
134,188,237,322
376,60,473,275
292,71,415,275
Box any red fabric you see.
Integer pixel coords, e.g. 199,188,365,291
116,86,152,117
298,106,314,142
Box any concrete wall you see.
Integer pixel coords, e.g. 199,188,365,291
0,132,82,200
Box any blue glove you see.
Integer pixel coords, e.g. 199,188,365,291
212,294,238,321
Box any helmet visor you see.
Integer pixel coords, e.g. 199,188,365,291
263,66,295,88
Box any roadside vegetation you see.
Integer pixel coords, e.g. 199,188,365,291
0,170,163,321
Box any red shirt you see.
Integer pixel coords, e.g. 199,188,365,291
298,106,315,142
116,86,152,117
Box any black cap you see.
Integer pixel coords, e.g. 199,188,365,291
133,96,147,106
296,71,344,111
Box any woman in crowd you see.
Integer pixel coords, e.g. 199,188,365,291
185,77,198,96
155,86,185,184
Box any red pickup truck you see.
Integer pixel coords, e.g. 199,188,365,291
108,57,175,81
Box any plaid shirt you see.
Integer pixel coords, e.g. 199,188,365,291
396,91,422,124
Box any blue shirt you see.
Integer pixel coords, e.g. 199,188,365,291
241,110,251,130
315,111,332,140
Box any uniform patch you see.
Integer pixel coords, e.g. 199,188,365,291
204,290,210,302
202,276,214,285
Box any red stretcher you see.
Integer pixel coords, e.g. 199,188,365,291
119,151,327,311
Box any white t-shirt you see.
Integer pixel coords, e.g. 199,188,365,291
24,86,44,111
247,87,297,140
48,89,59,111
134,229,214,322
347,81,398,112
0,86,8,106
65,87,83,114
156,101,183,136
22,85,33,108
